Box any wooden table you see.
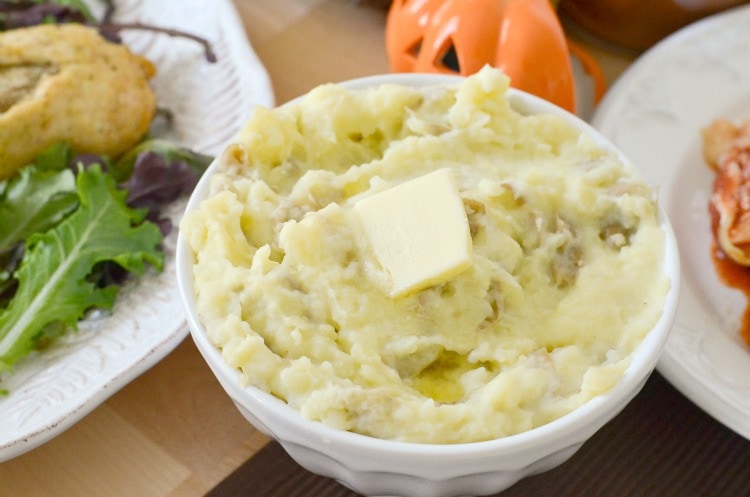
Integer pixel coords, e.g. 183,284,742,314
1,2,747,497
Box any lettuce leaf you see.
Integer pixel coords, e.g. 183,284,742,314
0,165,163,372
0,166,77,253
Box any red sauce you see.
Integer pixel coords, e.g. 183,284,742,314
710,243,750,347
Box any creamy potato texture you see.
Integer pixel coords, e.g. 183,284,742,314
182,67,669,443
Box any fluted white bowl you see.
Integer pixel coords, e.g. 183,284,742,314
176,73,680,497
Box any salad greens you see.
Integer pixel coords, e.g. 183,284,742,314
0,165,76,252
0,0,96,30
0,165,162,372
0,141,209,385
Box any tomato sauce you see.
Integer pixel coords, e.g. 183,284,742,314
710,243,750,347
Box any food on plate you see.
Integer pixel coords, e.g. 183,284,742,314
0,163,163,375
702,118,750,265
0,23,156,180
0,141,209,384
0,8,216,387
182,67,669,443
701,118,750,347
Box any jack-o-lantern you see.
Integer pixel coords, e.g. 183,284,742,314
385,0,579,113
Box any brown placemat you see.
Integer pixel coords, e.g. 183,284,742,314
206,372,750,497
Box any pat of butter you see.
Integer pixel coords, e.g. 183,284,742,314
353,168,473,297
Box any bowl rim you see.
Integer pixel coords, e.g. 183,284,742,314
176,71,681,457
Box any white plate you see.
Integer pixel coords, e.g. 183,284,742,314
592,6,750,440
0,0,274,461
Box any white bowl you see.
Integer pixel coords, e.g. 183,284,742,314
176,73,680,497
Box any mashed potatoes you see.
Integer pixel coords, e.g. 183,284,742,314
182,67,669,443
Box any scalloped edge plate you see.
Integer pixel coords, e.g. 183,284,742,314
592,5,750,440
0,0,274,461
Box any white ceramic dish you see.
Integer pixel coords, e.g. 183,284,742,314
592,5,750,441
0,0,274,462
178,73,680,497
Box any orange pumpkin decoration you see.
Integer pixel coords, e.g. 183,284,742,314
385,0,578,113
